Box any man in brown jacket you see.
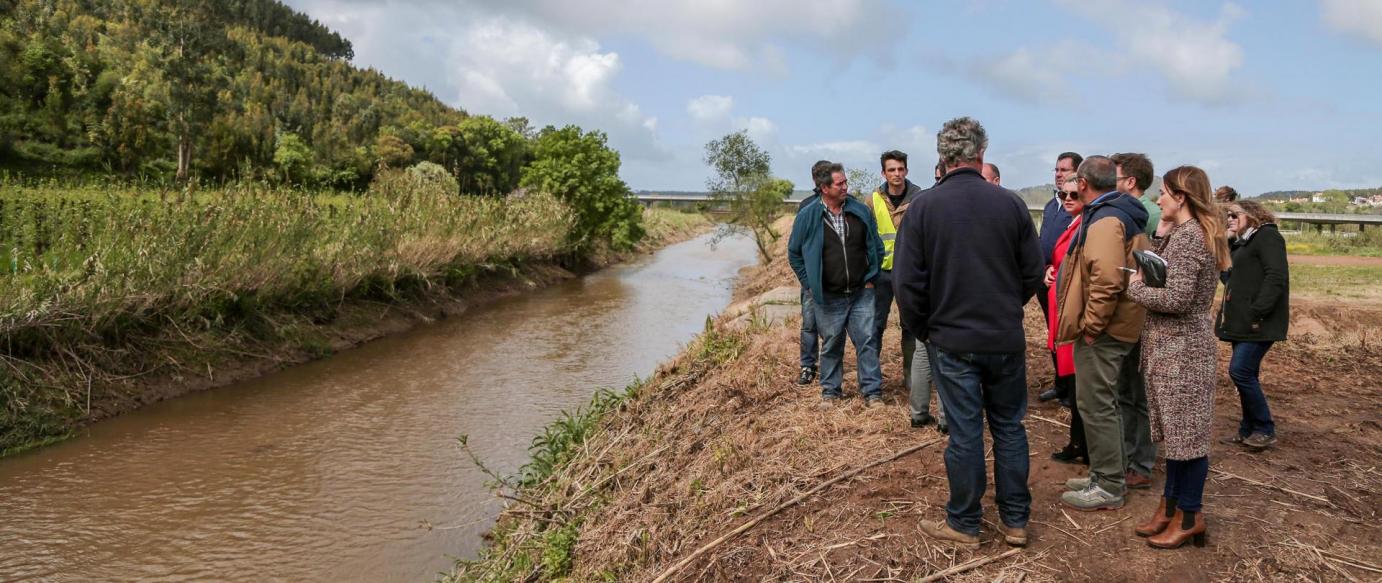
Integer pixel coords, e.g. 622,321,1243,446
1054,156,1150,511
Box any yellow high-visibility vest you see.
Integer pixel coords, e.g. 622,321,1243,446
871,191,897,270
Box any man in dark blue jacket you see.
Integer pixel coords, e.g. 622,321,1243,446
1038,152,1081,405
893,117,1044,549
794,160,831,386
788,162,885,405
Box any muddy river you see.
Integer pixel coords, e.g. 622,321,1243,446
0,231,758,582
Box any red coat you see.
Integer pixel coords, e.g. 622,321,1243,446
1047,215,1081,377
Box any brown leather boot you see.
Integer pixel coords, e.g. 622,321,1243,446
1135,497,1175,537
1148,509,1207,549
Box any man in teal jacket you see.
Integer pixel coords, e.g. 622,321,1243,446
787,162,885,405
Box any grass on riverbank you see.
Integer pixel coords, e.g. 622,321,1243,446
0,173,708,454
1282,226,1382,257
1290,264,1382,302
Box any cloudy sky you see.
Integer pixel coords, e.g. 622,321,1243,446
284,0,1382,195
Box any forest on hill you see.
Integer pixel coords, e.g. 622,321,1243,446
0,0,540,194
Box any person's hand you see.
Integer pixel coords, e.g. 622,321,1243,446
1044,265,1055,287
865,282,874,289
1130,269,1143,285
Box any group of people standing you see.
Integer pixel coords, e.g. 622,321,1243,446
786,116,1291,551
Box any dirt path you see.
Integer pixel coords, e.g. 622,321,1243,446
1289,254,1382,266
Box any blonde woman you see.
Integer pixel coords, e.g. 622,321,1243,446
1126,166,1232,549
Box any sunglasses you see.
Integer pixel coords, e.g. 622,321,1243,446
1058,191,1080,201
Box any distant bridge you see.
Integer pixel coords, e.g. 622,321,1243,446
633,194,1382,231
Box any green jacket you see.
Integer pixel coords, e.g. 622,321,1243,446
1139,191,1161,236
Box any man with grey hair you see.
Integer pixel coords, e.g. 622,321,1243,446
1052,155,1150,511
894,117,1044,548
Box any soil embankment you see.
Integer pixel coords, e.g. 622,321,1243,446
458,217,1382,581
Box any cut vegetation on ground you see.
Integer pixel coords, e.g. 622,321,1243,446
454,217,1382,582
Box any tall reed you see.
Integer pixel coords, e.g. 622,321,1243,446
0,175,573,452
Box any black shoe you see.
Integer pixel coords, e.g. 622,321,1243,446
1051,445,1088,465
911,415,934,429
937,423,948,435
796,367,816,385
1059,397,1073,409
1039,389,1059,402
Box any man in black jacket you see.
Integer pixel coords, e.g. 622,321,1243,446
894,117,1044,549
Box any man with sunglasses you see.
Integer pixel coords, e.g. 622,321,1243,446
1037,152,1082,405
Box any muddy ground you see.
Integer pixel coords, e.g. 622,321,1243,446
481,234,1382,582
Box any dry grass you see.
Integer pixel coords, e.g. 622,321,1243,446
453,217,1382,582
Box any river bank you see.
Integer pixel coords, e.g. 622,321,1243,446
0,182,710,456
454,217,1382,581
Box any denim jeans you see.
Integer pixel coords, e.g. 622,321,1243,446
1229,341,1276,437
800,287,819,369
907,336,944,424
814,288,881,398
929,346,1031,535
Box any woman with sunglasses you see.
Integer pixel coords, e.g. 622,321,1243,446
1216,199,1288,452
1127,166,1232,549
1047,176,1087,464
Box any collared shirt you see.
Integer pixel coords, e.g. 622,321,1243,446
824,206,847,241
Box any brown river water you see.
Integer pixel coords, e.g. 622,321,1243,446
0,232,758,582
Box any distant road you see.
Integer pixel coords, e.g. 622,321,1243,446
632,194,1382,229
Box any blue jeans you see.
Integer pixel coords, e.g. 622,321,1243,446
929,346,1031,535
814,288,881,398
1229,341,1275,437
800,288,819,369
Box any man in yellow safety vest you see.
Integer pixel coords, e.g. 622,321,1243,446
867,150,944,431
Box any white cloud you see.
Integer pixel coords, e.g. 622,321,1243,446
284,1,666,160
738,117,778,142
1065,0,1246,104
687,95,734,124
956,1,1247,106
786,140,879,161
973,47,1077,106
1321,0,1382,46
498,0,895,72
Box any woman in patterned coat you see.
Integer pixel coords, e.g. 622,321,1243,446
1126,165,1232,549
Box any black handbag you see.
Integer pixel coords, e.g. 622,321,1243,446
1132,249,1167,288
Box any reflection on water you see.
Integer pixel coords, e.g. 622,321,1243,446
0,231,758,582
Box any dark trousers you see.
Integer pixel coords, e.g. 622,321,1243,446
1229,341,1276,437
1066,376,1086,450
1118,345,1155,478
929,346,1031,535
1036,288,1074,399
800,287,819,369
1164,457,1210,512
